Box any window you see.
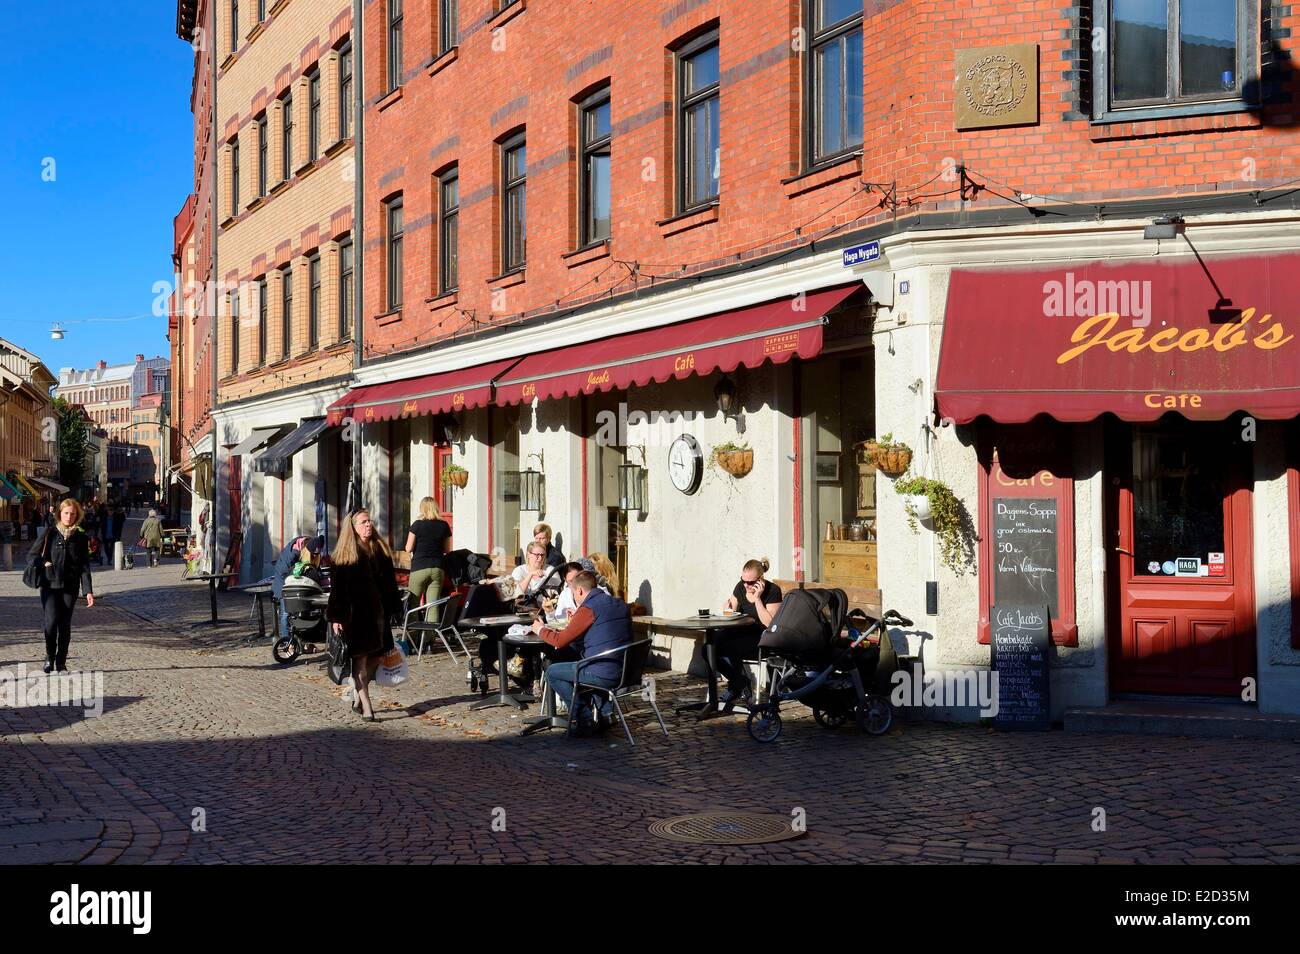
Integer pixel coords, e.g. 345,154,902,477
256,115,268,196
230,292,240,373
386,196,404,311
501,134,526,272
280,265,293,359
339,236,354,342
230,137,240,214
280,92,293,180
230,0,239,53
387,0,404,92
307,253,321,350
1096,0,1253,120
308,69,321,161
256,277,268,364
807,0,863,165
439,169,459,293
339,42,353,138
440,0,458,54
578,90,611,246
676,31,720,212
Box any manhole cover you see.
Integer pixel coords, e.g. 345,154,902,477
648,812,804,845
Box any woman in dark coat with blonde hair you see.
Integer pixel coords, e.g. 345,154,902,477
326,510,402,722
27,498,95,672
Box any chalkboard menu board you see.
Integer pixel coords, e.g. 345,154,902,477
992,497,1059,615
991,604,1051,730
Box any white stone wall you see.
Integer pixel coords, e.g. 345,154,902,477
1253,423,1300,713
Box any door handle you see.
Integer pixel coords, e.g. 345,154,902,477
1114,546,1134,556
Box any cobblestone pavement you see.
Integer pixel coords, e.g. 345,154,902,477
1,555,1299,864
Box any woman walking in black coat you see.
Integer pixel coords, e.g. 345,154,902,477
27,498,95,673
326,510,402,722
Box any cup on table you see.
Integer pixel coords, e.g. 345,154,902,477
698,608,710,618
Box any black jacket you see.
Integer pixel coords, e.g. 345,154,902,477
326,547,401,658
27,526,94,596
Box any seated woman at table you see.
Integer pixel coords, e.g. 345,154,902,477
510,541,559,604
716,558,783,705
532,522,566,570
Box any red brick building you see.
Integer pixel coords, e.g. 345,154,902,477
330,1,1300,718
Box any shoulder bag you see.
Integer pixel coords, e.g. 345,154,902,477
22,529,52,590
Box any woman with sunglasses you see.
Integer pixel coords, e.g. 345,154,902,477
716,558,783,706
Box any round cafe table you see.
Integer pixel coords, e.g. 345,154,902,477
669,614,762,721
465,613,538,711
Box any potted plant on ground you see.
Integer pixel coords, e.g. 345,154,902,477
440,464,469,489
860,433,913,477
893,474,972,572
710,441,753,478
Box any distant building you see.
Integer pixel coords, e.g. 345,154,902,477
0,337,62,534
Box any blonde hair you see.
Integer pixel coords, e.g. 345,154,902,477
58,498,84,526
588,552,617,591
418,496,442,520
532,522,552,542
332,510,393,567
742,558,770,577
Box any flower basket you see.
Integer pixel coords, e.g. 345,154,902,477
441,466,469,489
863,442,913,477
715,449,753,478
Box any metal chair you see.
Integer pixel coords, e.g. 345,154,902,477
569,639,668,746
402,589,469,663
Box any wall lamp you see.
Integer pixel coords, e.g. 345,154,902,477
618,444,647,514
520,450,545,512
714,374,738,416
1143,215,1185,240
438,412,465,453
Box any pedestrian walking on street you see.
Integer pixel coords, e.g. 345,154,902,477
404,496,452,616
26,498,95,673
326,510,402,722
139,509,165,567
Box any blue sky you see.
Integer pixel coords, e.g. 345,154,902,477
0,2,194,375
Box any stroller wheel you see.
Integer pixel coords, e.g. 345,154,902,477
272,636,300,664
746,705,782,743
863,696,894,736
813,707,849,729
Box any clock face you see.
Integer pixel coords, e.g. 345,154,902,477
668,434,703,495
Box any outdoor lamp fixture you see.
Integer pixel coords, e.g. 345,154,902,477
438,413,465,453
49,323,65,341
520,451,545,512
1143,215,1185,240
714,374,737,416
618,444,647,514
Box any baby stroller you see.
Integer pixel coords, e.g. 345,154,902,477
274,572,329,664
745,587,912,743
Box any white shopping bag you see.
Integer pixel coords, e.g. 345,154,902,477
375,642,409,687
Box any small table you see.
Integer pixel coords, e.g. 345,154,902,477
662,615,761,721
234,582,275,644
516,634,571,736
465,614,537,711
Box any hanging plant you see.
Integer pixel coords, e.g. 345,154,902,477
440,464,469,489
860,433,913,477
710,441,753,478
893,474,975,573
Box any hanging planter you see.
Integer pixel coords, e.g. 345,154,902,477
710,442,753,478
440,464,469,489
860,433,913,477
893,475,974,573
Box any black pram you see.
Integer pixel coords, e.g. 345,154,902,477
746,587,912,742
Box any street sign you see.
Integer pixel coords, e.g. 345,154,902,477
842,241,880,267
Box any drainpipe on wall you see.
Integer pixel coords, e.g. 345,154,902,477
349,0,365,515
208,0,221,619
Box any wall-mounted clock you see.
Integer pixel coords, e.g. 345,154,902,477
668,434,703,495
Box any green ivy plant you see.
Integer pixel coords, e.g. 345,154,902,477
869,432,909,451
708,440,751,471
894,474,975,573
439,463,468,488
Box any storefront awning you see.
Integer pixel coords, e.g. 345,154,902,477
30,476,69,495
492,284,862,405
229,426,291,456
326,357,519,426
12,475,41,498
254,418,332,473
0,475,22,503
936,255,1300,424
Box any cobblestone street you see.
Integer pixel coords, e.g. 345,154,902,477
2,554,1299,865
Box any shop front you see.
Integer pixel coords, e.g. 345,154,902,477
929,251,1300,715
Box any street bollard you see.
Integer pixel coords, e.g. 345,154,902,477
114,541,125,571
0,543,11,571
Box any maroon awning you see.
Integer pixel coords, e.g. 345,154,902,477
326,357,519,426
936,254,1300,424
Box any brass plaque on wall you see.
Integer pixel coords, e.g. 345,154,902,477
955,44,1038,130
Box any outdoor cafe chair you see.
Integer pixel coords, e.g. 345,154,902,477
401,589,470,663
569,638,668,746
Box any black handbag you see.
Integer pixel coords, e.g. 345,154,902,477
22,530,52,590
327,625,350,684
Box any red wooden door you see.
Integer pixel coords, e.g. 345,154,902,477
1109,420,1255,696
434,445,454,535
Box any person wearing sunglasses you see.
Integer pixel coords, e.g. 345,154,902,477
716,558,783,706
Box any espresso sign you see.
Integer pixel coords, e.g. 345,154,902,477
993,496,1059,614
991,604,1051,730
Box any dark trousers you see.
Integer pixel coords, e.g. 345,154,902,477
714,628,762,693
41,587,78,666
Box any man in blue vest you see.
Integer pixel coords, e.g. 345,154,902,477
531,570,632,736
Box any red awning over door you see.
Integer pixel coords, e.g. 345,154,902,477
492,284,861,406
936,254,1300,424
326,357,519,426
